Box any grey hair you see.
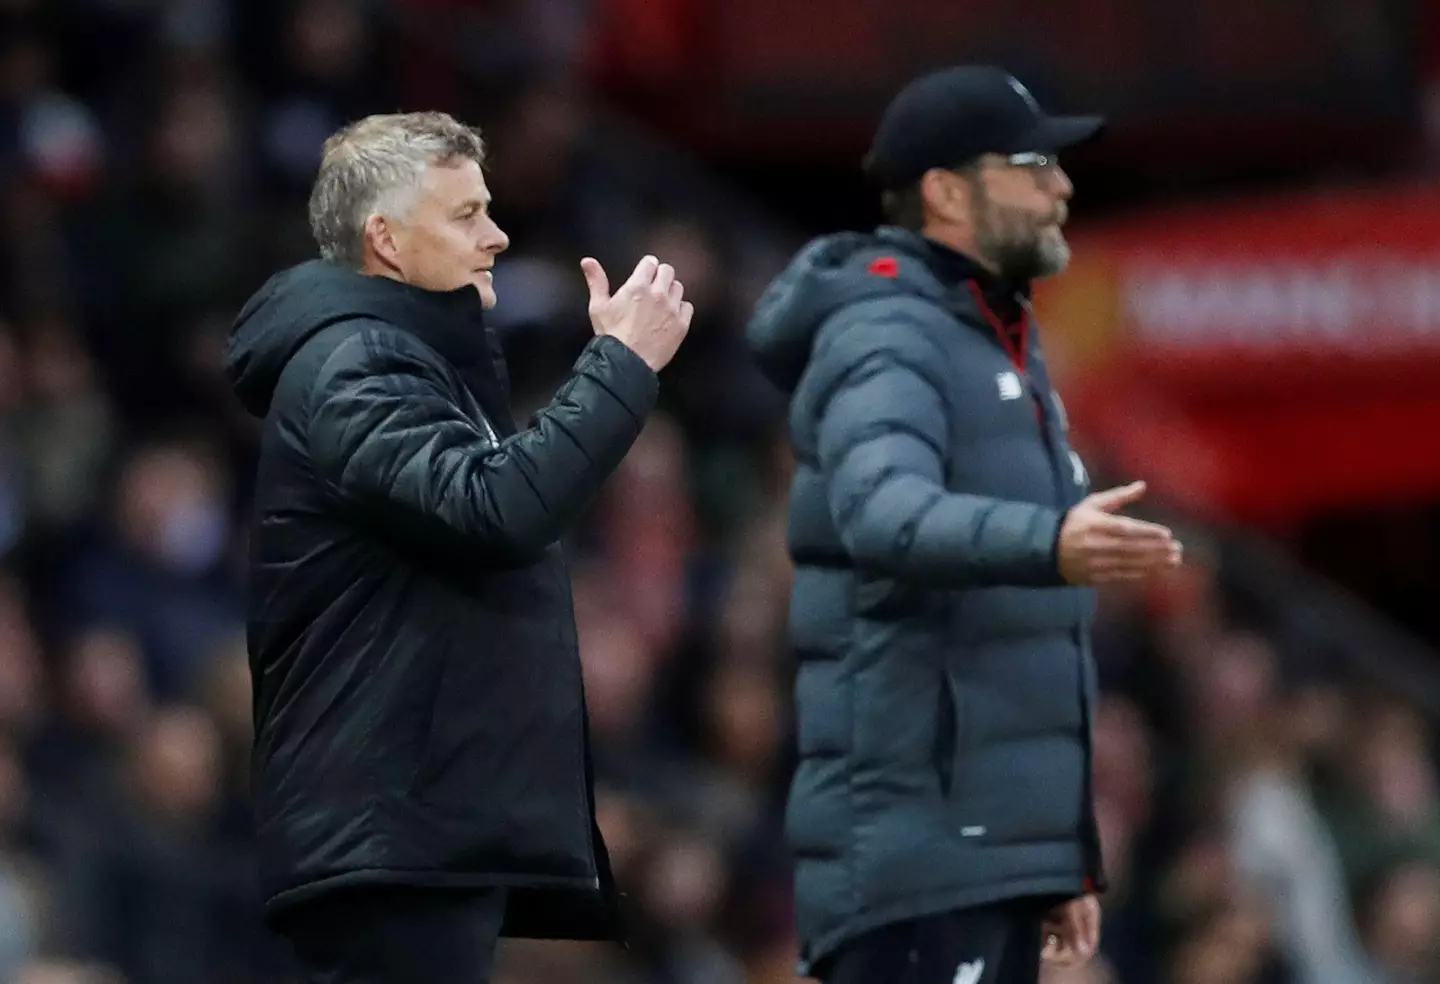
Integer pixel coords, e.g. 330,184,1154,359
308,111,487,269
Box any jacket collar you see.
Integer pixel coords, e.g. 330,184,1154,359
875,226,1032,325
346,270,512,411
351,273,494,362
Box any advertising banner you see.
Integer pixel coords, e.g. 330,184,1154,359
1033,185,1440,526
1038,185,1440,374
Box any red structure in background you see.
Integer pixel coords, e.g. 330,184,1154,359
586,0,1418,170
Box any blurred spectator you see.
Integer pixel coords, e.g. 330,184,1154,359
7,313,115,536
78,71,263,420
1089,696,1155,980
0,29,105,200
59,705,259,984
192,632,252,787
638,214,784,450
1166,898,1280,984
0,734,44,978
1321,699,1440,893
594,415,695,654
636,826,743,983
0,574,47,738
576,571,669,784
689,655,787,840
257,0,380,195
1216,635,1375,984
28,626,149,806
0,324,26,559
53,437,243,700
1354,859,1440,984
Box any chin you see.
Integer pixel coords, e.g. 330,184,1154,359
1035,231,1071,278
471,275,498,309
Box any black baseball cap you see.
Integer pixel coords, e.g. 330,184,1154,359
863,65,1105,189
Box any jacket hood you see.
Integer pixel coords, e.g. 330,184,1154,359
745,227,947,392
225,259,485,417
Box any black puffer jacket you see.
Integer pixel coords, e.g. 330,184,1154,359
226,260,657,940
747,228,1104,972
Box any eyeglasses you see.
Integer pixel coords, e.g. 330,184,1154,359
939,152,1063,181
1005,152,1059,170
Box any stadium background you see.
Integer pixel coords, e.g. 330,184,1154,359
3,0,1440,981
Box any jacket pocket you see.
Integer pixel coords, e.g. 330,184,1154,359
933,669,972,799
853,575,924,620
932,671,957,795
408,643,454,795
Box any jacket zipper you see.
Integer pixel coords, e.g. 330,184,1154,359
1010,298,1069,508
967,285,1065,499
1013,296,1097,885
1032,386,1069,508
477,409,499,446
555,561,602,890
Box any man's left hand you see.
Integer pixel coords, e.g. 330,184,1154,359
1041,893,1101,968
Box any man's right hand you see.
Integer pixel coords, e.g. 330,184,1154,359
580,254,694,372
1058,481,1182,585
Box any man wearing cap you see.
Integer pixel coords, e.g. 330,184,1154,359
746,66,1182,983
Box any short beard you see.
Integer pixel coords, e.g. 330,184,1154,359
973,192,1070,282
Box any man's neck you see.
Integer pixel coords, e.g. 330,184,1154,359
918,224,995,275
359,254,409,284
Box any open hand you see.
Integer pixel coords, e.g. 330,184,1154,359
1057,481,1182,585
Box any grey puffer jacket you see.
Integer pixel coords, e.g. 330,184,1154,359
747,227,1104,972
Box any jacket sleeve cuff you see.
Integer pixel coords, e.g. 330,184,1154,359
578,335,660,422
1049,507,1072,583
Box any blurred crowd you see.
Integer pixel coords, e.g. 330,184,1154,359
1,1,1440,983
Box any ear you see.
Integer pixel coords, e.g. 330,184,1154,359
364,213,400,268
920,168,970,224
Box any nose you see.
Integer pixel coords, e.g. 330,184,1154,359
482,216,510,255
1050,165,1074,201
